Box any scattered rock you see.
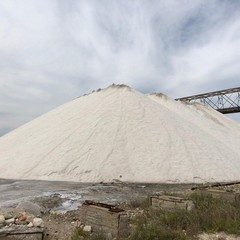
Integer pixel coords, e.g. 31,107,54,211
0,215,5,224
26,215,35,223
33,218,44,228
5,218,15,224
18,212,27,221
0,208,21,219
27,222,34,227
83,225,92,232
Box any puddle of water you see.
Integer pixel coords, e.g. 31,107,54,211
0,179,195,212
51,192,85,213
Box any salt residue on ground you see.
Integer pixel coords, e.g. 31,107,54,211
0,84,240,183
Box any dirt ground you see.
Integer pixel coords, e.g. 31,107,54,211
3,180,240,240
36,182,194,239
43,210,81,240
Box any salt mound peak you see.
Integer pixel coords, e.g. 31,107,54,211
108,83,132,89
79,83,132,98
0,84,240,183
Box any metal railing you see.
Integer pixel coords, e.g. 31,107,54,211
175,87,240,114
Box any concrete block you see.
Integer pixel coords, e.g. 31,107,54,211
196,189,240,202
0,225,44,240
0,233,43,240
150,195,194,211
79,201,129,239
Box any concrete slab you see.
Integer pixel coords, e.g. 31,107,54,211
150,195,194,211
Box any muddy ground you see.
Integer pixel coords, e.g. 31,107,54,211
0,179,197,239
3,180,240,239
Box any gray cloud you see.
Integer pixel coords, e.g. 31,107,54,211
0,0,240,136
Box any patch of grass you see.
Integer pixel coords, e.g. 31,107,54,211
71,225,89,240
129,193,240,240
129,195,152,210
130,208,190,240
191,193,240,234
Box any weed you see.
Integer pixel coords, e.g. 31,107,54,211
129,192,240,240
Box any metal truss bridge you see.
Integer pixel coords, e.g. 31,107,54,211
176,87,240,114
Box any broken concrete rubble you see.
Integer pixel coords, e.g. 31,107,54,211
0,225,44,240
0,207,44,240
5,218,15,224
33,218,44,228
0,208,22,220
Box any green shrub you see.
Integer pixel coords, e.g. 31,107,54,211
190,193,240,234
129,192,240,240
71,225,89,240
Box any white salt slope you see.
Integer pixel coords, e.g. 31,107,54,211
0,84,240,183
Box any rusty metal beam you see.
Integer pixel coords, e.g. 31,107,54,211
176,87,240,114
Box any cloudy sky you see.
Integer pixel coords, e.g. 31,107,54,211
0,0,240,136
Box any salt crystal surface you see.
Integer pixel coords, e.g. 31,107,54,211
0,84,240,183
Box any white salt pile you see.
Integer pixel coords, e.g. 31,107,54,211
0,84,240,183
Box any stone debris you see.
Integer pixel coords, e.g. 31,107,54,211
0,216,5,224
5,218,15,224
27,222,33,228
0,225,44,240
0,206,44,239
18,212,27,221
0,213,44,228
33,218,44,228
0,208,22,220
26,215,34,223
83,225,92,232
